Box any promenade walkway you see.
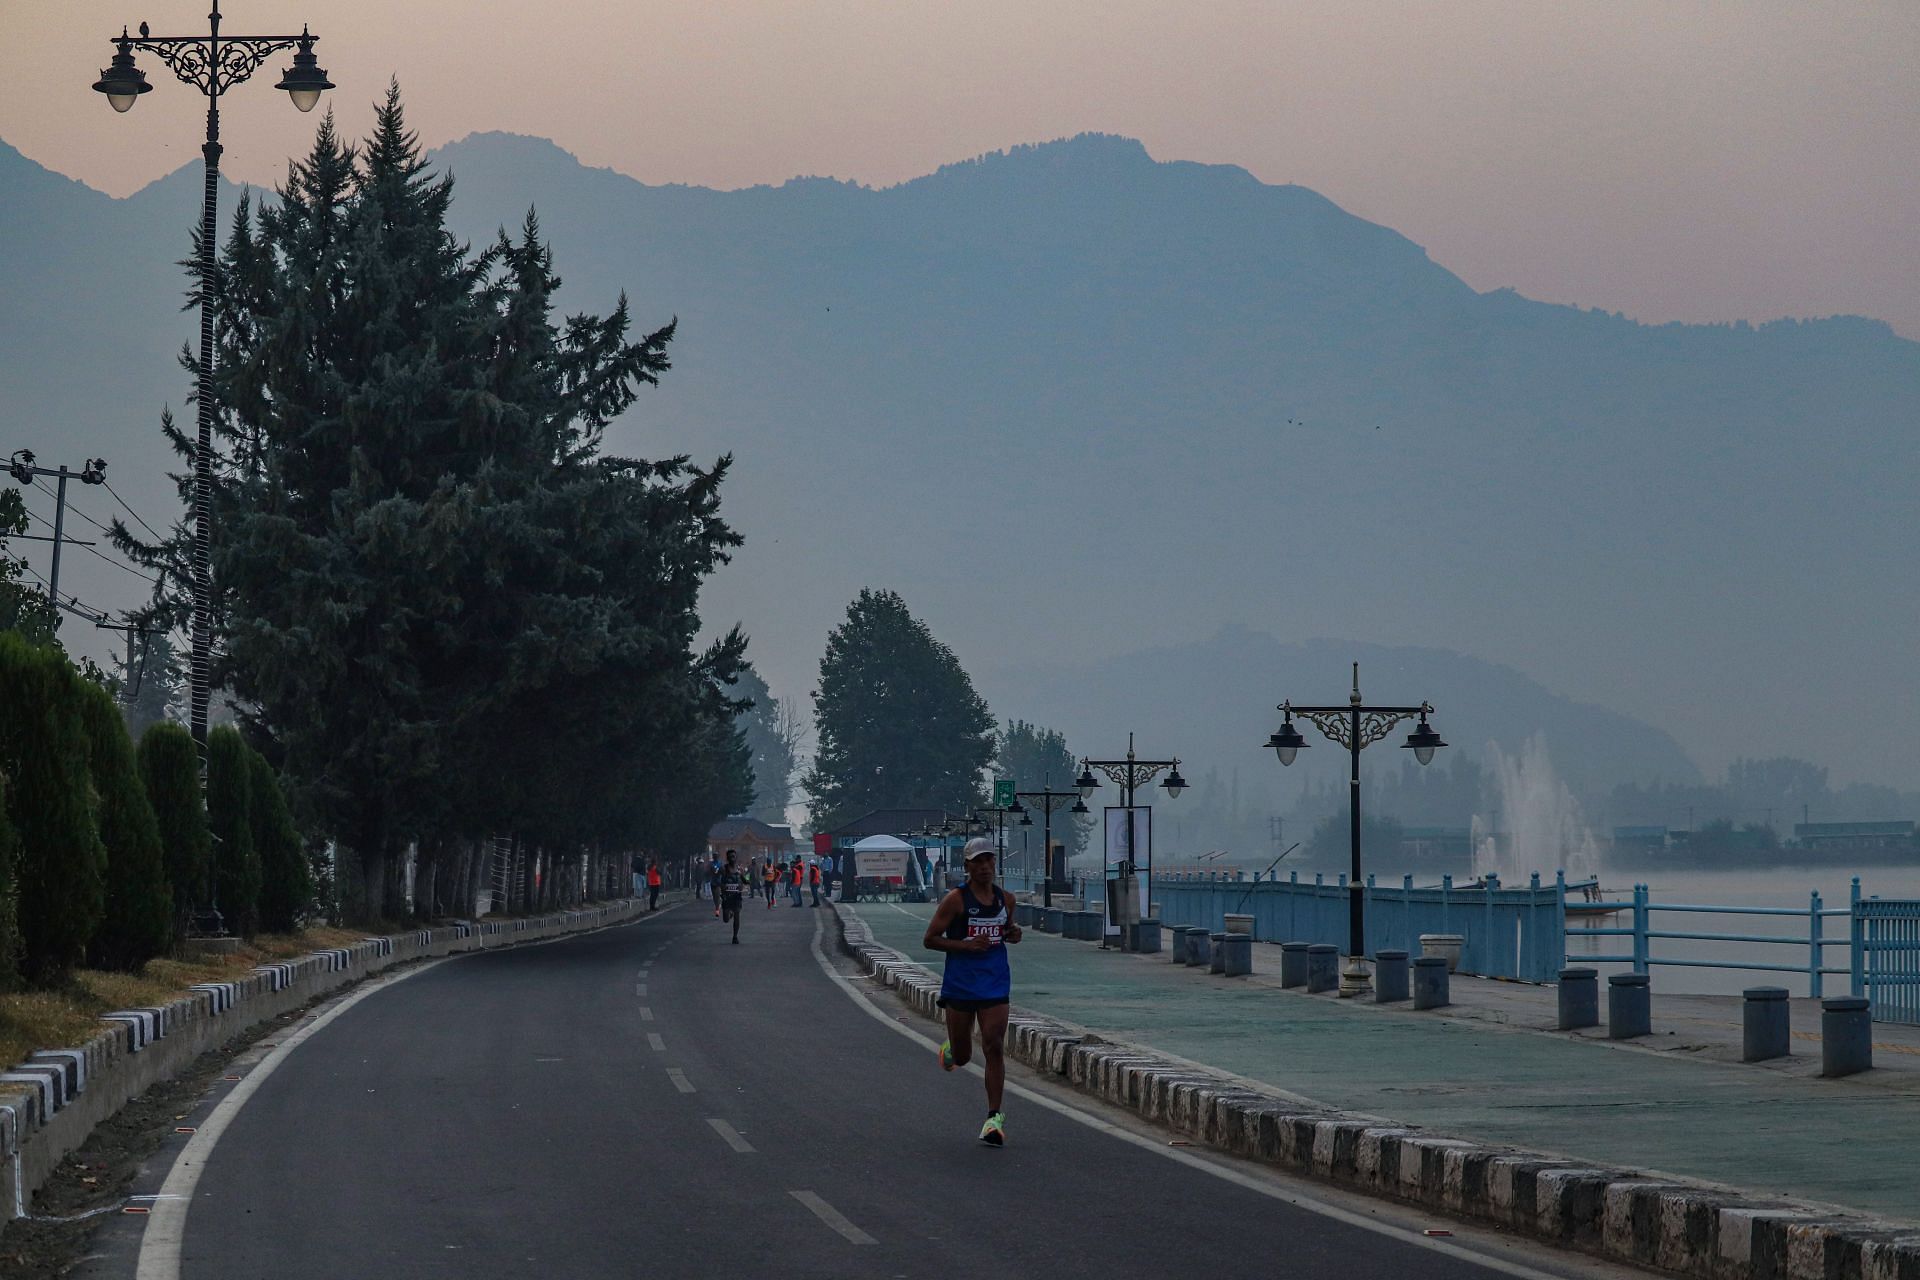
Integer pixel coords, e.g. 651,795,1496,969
844,899,1920,1220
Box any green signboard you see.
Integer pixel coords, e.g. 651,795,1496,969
993,779,1016,808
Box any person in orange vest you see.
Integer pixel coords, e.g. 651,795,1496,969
789,858,805,907
762,860,778,909
809,858,823,906
645,856,662,911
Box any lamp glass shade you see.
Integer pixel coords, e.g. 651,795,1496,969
1402,718,1446,767
106,90,140,113
1074,766,1100,799
1414,745,1436,766
287,86,324,112
93,51,150,111
276,43,333,113
1161,769,1187,799
1267,720,1308,767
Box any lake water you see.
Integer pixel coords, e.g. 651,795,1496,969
1559,864,1920,996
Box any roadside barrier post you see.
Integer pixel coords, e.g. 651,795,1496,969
1608,972,1651,1039
1209,932,1228,974
1280,941,1308,987
1558,967,1600,1030
1220,933,1252,976
1306,943,1339,993
1742,986,1791,1061
1412,956,1450,1009
1821,997,1872,1078
1374,949,1410,1002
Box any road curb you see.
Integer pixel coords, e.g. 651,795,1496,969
0,898,662,1223
832,903,1920,1280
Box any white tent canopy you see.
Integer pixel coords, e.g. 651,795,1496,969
851,833,915,883
851,834,912,853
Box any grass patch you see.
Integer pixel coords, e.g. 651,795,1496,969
0,923,406,1070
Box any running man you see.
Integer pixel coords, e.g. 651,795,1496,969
763,860,778,908
719,850,747,943
923,837,1021,1145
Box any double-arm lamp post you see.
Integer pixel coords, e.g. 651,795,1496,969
91,4,334,759
1074,734,1186,937
1266,662,1446,996
1016,782,1088,909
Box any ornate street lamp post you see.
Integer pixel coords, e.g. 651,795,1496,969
1016,781,1087,909
92,5,333,759
1076,733,1186,944
1267,662,1446,996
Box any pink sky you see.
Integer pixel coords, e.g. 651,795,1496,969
6,1,1918,337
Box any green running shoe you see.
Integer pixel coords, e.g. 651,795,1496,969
979,1112,1006,1146
938,1040,956,1071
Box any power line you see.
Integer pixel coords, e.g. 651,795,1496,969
32,477,112,535
14,559,108,624
102,476,168,542
19,497,159,584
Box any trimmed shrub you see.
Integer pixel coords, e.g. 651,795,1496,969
0,632,106,982
206,726,261,937
0,773,19,990
248,749,310,932
77,679,173,969
138,720,210,935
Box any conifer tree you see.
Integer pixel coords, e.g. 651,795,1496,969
138,721,210,937
0,773,20,990
112,88,746,920
248,748,310,932
0,633,107,982
805,589,995,831
0,490,59,646
206,726,261,937
78,677,173,969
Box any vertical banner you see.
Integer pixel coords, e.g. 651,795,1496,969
1103,806,1151,925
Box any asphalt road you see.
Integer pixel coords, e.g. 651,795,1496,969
81,897,1659,1279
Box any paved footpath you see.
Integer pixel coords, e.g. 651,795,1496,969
71,896,1652,1279
846,898,1920,1220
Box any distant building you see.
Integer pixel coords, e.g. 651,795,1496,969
1611,826,1670,852
1398,826,1473,862
1793,821,1915,851
706,816,793,864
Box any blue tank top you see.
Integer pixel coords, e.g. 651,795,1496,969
940,886,1011,1002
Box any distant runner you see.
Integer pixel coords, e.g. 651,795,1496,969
719,850,747,944
763,861,778,908
923,837,1021,1146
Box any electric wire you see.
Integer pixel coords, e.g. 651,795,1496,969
103,476,168,542
20,493,161,583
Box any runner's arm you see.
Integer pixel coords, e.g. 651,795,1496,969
924,892,989,953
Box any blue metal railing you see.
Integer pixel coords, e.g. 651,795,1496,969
1565,877,1862,999
1136,870,1565,982
1857,898,1920,1025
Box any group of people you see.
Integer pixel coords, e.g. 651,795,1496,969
695,850,827,941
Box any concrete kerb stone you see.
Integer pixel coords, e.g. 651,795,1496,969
826,899,1920,1280
0,895,654,1222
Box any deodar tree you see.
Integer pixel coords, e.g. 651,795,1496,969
115,87,749,920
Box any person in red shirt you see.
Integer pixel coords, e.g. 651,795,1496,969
809,859,823,906
789,859,804,907
645,857,662,911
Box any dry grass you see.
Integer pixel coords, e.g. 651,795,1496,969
0,923,400,1070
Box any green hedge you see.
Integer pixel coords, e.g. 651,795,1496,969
138,720,210,941
249,749,311,932
78,678,173,970
206,726,262,939
0,633,106,982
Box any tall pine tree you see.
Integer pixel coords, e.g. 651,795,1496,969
139,721,210,937
206,726,261,936
805,589,994,831
78,678,173,969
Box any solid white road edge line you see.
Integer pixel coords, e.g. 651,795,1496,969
134,959,453,1280
136,903,677,1280
806,912,1589,1280
790,1190,877,1245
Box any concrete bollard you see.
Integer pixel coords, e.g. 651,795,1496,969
1822,996,1873,1078
1042,907,1063,934
1373,950,1410,1003
1412,956,1450,1009
1209,932,1228,974
1306,943,1339,993
1608,972,1652,1039
1077,912,1102,942
1223,913,1255,938
1557,967,1600,1030
1185,927,1212,966
1280,942,1309,988
1131,919,1162,954
1220,933,1252,977
1743,986,1791,1062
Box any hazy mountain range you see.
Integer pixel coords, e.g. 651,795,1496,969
4,130,1917,801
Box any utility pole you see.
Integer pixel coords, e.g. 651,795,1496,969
6,450,108,607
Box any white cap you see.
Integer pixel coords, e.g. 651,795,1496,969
962,837,996,862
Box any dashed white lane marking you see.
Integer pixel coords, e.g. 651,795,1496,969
647,1033,666,1051
789,1190,876,1245
667,1068,695,1094
808,913,1586,1280
635,983,648,997
638,1006,654,1022
707,1119,754,1153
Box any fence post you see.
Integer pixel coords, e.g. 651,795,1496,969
1850,878,1865,999
1441,873,1452,937
1482,874,1498,976
1809,889,1824,1001
1632,884,1649,974
1555,869,1569,972
1403,874,1414,955
1365,874,1376,955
